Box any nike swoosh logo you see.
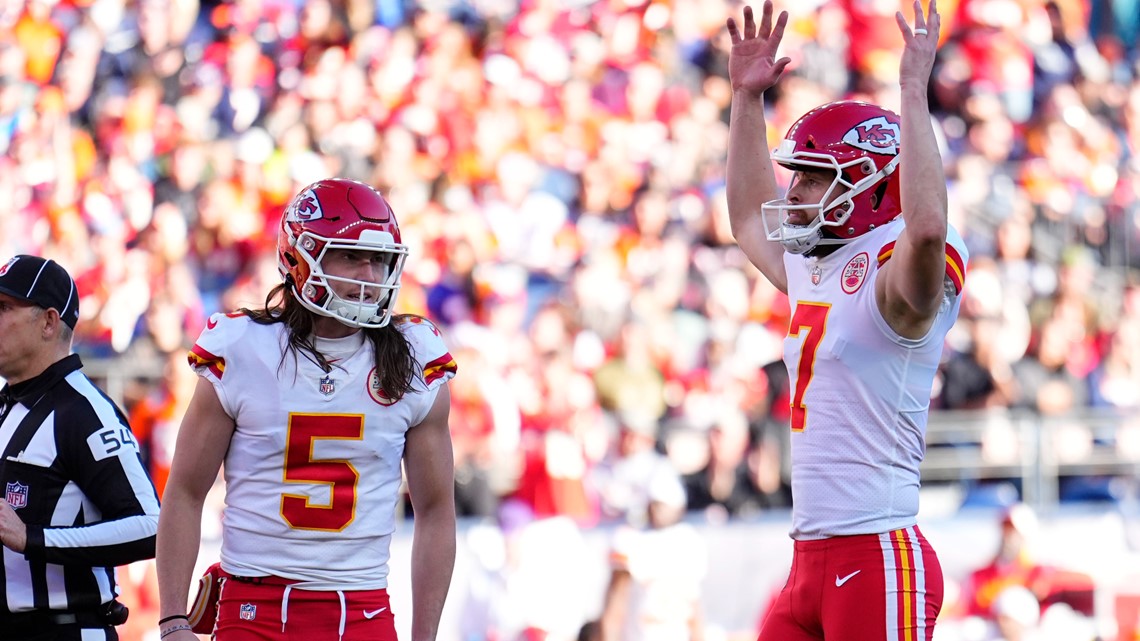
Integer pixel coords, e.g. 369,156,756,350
363,607,387,620
835,570,861,587
206,317,218,330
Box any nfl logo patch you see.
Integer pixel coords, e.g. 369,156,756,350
319,375,336,396
239,603,257,621
810,266,823,285
5,481,28,509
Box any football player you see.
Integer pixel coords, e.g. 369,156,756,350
155,178,457,641
725,2,966,640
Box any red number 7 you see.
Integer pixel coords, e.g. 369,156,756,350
787,302,830,432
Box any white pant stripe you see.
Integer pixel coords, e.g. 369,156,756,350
880,531,899,641
906,526,927,640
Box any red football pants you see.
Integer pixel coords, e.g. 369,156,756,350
758,525,943,641
214,575,397,641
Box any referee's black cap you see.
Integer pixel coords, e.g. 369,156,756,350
0,255,80,329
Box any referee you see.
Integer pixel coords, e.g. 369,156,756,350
0,255,160,641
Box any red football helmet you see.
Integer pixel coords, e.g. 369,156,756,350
277,178,408,328
761,101,903,254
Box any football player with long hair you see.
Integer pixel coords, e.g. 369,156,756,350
725,2,967,640
155,179,457,641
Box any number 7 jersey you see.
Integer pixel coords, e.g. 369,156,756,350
187,314,457,590
782,219,967,540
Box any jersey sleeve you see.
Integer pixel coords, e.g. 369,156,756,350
875,223,970,296
398,316,457,426
944,224,969,296
187,311,247,417
400,316,458,392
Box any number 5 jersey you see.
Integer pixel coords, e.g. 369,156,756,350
188,313,457,590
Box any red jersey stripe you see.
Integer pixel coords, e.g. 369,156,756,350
188,344,225,380
877,241,896,266
944,243,966,293
423,353,457,386
877,240,966,294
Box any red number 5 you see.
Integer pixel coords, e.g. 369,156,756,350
788,302,830,432
281,414,363,531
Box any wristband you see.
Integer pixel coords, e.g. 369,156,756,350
160,624,193,639
159,615,189,625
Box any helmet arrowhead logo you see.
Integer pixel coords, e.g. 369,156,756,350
844,117,900,155
286,189,324,222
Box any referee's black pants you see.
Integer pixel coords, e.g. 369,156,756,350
8,624,117,641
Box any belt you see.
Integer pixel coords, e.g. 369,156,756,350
0,608,106,629
227,573,302,586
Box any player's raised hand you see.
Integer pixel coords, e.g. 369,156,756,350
726,1,791,99
896,0,940,90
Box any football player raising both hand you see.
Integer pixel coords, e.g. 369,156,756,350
725,2,967,640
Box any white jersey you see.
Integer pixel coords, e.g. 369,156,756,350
609,522,707,641
188,313,456,589
782,219,967,539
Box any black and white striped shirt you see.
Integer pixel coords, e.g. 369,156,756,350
0,354,160,614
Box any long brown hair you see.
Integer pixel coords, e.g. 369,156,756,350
241,283,419,402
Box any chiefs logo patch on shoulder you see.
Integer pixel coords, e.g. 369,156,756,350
366,368,397,406
843,117,900,156
842,252,870,294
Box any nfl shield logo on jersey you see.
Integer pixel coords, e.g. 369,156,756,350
239,603,257,621
319,375,336,396
5,481,28,509
810,266,823,285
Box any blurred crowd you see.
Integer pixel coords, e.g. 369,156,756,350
3,0,1140,638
